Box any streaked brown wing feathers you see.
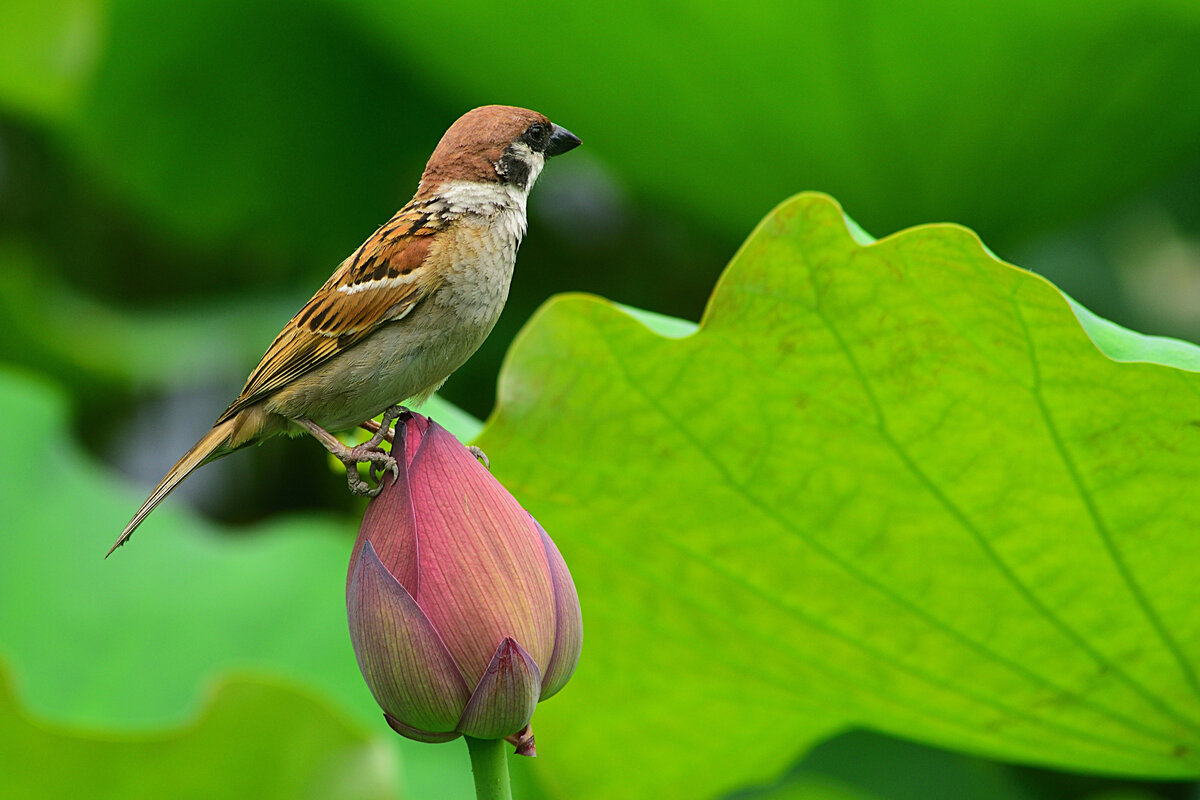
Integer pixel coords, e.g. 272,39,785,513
218,217,438,422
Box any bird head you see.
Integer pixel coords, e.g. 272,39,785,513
419,105,581,195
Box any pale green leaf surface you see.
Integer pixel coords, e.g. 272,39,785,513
1066,297,1200,372
0,660,400,800
476,194,1200,798
833,225,1200,372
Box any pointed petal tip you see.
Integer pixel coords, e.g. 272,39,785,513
349,538,387,590
415,413,491,473
400,410,434,464
360,536,380,561
456,638,542,740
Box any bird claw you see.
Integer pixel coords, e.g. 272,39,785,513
332,406,407,497
341,444,399,497
468,445,490,470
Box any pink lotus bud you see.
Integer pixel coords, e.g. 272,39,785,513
346,412,582,753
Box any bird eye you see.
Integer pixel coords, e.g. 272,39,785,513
527,123,547,142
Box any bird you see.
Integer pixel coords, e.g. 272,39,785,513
108,105,580,557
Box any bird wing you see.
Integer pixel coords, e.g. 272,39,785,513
218,206,443,423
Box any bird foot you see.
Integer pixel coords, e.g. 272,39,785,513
468,445,490,470
341,405,406,495
338,444,399,497
296,409,405,497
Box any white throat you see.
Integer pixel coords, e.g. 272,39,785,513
433,174,537,244
436,180,529,214
521,149,546,189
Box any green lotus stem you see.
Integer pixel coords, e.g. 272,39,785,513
466,737,512,800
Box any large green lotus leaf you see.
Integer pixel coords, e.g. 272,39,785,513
0,0,104,121
0,660,399,799
475,194,1200,798
335,0,1200,245
0,367,476,798
6,185,1200,799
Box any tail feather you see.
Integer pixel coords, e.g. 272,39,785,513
107,417,239,557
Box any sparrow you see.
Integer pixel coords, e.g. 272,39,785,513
108,105,580,556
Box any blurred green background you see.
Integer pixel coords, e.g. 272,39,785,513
2,0,1199,798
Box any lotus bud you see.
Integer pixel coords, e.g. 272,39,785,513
346,412,582,754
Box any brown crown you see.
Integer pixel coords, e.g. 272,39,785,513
419,105,550,189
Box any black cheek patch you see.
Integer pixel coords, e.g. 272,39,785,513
498,148,531,188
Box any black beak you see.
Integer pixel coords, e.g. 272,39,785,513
545,124,581,157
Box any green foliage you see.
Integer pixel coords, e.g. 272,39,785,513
60,0,450,275
0,243,301,389
0,661,399,800
0,367,355,729
478,194,1200,797
776,731,1027,800
5,0,1199,285
0,368,476,798
2,1,1200,796
1066,298,1200,371
0,0,103,121
334,0,1200,244
3,195,1198,798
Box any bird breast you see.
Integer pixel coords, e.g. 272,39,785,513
268,186,526,433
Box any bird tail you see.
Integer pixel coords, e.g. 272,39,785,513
106,417,239,558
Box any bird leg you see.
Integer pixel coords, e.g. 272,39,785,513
359,418,392,444
295,410,402,497
359,409,490,470
363,405,405,450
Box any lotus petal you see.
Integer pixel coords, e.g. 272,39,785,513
347,540,470,734
456,637,541,740
351,421,420,597
407,419,556,681
535,522,583,700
